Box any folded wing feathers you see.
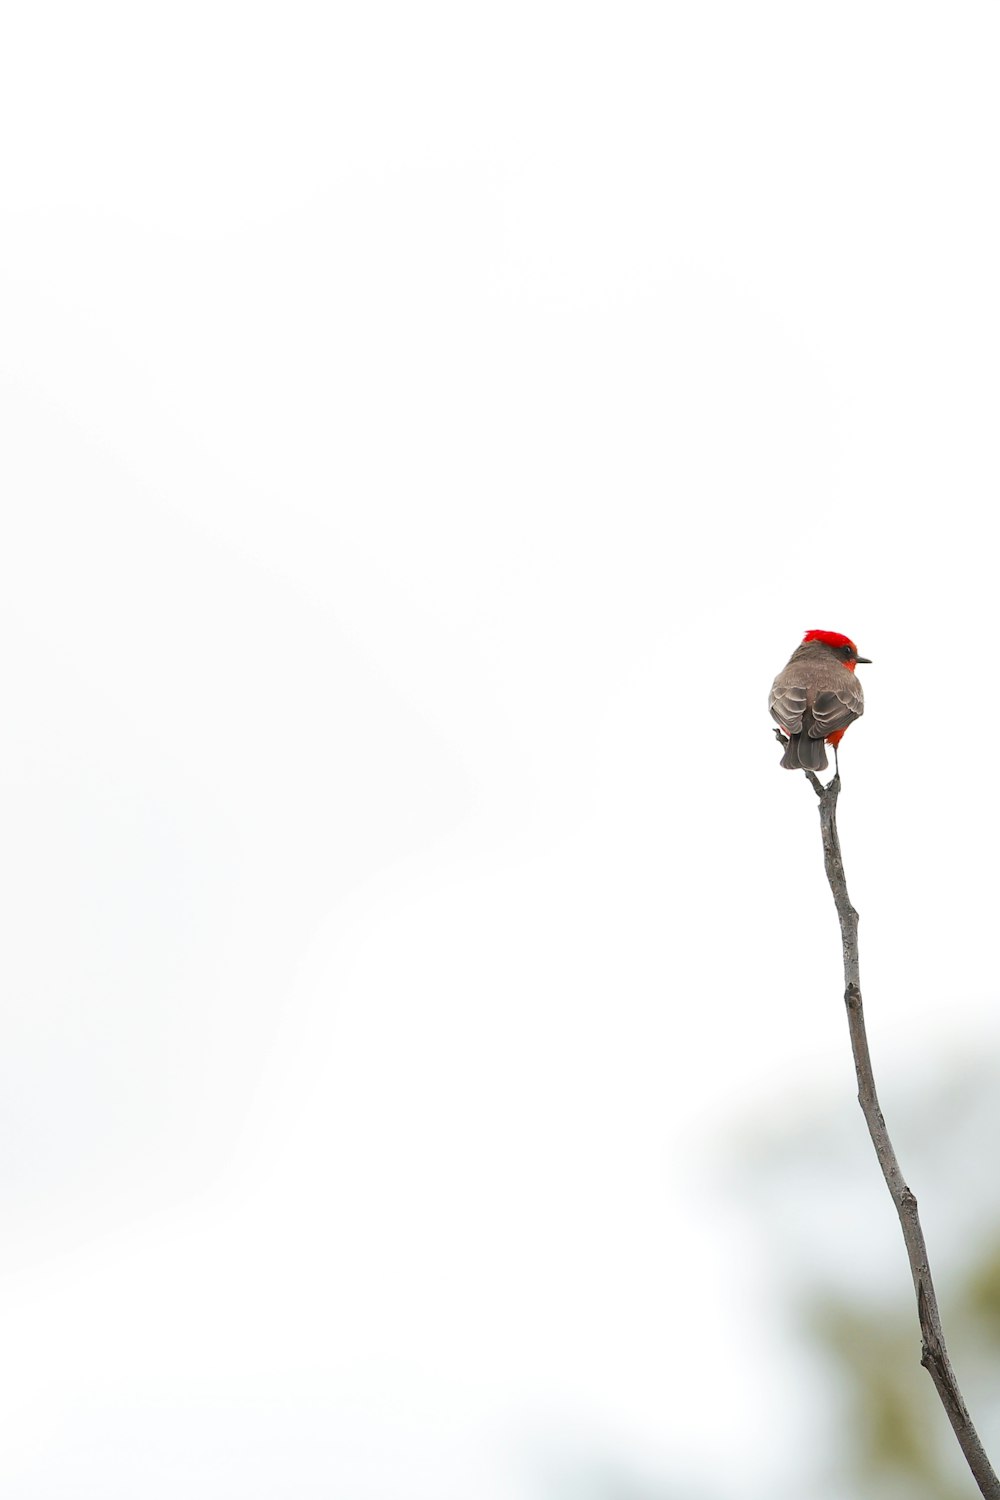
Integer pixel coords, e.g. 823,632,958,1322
769,672,864,739
811,680,864,737
768,683,807,733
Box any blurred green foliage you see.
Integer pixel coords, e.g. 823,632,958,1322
810,1295,968,1499
736,1054,1000,1499
799,1174,1000,1495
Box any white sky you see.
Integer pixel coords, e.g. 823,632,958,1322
2,4,1000,1496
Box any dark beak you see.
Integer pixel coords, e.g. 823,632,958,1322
855,656,872,664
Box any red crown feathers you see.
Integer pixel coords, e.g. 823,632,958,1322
802,629,857,651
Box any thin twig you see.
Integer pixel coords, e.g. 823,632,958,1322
800,759,1000,1498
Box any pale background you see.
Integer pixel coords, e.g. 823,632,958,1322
1,4,999,1496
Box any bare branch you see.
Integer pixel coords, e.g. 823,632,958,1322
806,771,1000,1498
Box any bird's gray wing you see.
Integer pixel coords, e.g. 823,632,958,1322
810,677,864,738
769,679,807,734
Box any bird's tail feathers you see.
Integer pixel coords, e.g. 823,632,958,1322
780,733,828,772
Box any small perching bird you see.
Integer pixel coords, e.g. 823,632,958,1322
769,629,871,772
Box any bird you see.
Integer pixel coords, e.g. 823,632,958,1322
769,630,871,772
